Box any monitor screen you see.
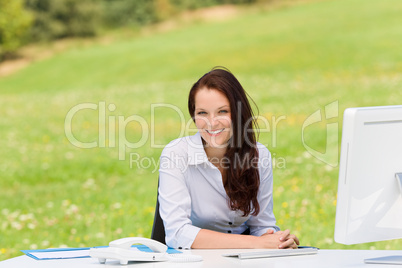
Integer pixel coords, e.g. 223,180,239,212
334,105,402,245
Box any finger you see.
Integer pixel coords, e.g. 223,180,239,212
293,235,300,245
286,234,300,245
288,234,299,245
279,229,290,241
278,238,295,249
261,230,273,237
261,229,275,237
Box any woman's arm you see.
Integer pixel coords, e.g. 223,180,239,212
159,143,202,249
241,146,299,248
192,229,298,249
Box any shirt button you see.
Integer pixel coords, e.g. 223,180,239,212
228,230,232,233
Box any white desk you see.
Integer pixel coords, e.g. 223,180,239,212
1,249,402,268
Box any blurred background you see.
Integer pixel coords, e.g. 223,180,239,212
1,0,402,261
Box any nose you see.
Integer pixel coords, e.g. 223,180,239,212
209,114,223,128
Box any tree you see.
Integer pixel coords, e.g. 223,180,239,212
0,0,32,59
25,0,101,41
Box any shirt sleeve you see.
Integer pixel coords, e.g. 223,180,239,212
158,145,201,249
246,146,280,236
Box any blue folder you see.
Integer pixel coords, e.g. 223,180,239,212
22,245,181,260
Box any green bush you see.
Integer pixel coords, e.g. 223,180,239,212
0,0,32,59
25,0,101,41
169,0,257,10
101,0,158,28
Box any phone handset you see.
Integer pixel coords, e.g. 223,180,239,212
109,237,167,253
90,237,168,265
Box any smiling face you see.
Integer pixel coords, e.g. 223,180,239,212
194,87,232,149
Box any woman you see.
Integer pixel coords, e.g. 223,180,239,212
158,67,299,249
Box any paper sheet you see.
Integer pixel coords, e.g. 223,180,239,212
28,249,91,259
22,245,181,260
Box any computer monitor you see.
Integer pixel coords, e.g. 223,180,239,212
334,105,402,257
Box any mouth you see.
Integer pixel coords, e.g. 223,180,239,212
206,129,225,136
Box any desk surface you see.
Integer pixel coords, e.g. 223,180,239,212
1,249,402,268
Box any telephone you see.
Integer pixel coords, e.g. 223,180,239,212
89,237,202,265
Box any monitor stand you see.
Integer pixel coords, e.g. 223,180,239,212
397,173,402,194
364,173,402,265
365,256,402,265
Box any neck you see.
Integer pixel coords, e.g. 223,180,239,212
204,145,229,185
204,146,227,160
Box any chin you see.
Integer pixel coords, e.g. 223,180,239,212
203,136,230,149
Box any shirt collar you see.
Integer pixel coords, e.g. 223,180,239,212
187,132,209,165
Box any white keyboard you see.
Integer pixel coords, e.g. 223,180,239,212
222,248,318,259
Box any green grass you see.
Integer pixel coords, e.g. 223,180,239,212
1,0,402,261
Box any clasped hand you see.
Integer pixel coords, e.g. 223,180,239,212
259,229,300,249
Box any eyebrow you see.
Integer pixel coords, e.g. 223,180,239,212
195,105,230,111
218,105,230,109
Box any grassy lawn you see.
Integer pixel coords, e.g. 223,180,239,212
1,0,402,261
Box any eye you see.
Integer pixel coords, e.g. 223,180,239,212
219,110,229,114
197,111,207,115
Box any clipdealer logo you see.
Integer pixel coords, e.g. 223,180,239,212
64,102,188,160
301,101,339,167
63,101,288,170
63,100,339,169
64,101,148,160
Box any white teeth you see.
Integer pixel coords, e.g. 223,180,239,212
207,129,224,134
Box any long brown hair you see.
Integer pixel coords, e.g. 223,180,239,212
188,67,260,217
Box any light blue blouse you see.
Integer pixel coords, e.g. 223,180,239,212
158,132,279,249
